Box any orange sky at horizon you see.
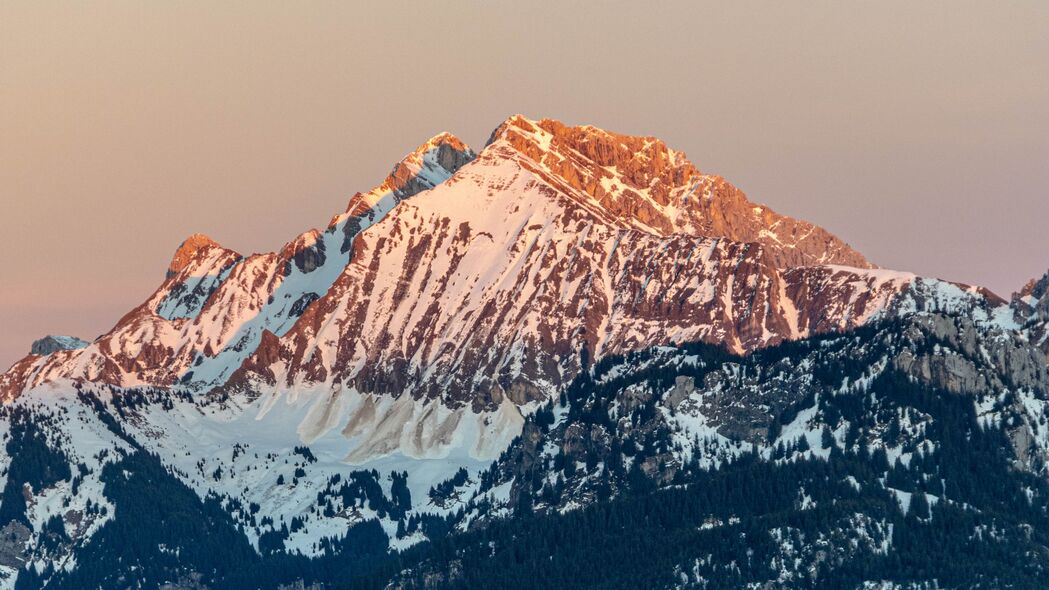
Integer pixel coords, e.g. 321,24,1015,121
2,1,1048,369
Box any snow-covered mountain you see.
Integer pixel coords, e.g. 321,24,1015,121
0,115,1044,590
1,116,1006,404
27,337,88,358
2,116,1013,468
1014,268,1049,358
0,133,477,401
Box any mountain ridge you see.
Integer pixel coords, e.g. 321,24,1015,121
488,115,874,269
1,116,1017,407
2,115,1048,590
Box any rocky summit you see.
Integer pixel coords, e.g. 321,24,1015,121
1,116,1048,590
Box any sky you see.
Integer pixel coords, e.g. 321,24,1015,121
1,1,1047,369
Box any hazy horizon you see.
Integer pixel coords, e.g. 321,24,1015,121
2,1,1047,369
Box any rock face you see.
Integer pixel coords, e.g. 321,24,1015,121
0,132,477,400
894,314,1048,395
166,233,230,279
1019,270,1049,304
469,310,1049,521
1014,269,1049,358
29,335,89,356
344,132,476,218
488,115,873,269
0,522,30,569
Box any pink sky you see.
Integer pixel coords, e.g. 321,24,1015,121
2,1,1048,369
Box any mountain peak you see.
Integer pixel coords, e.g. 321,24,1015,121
344,132,476,217
491,113,675,150
483,115,872,268
487,114,692,184
1019,269,1049,302
166,233,234,279
483,114,699,230
420,131,470,153
30,335,89,356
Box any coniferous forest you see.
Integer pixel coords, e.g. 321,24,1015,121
7,318,1049,589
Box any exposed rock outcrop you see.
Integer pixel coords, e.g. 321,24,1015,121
30,335,89,356
1014,269,1049,358
489,115,872,269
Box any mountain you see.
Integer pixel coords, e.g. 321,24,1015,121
0,133,477,401
1014,269,1049,358
222,117,1001,415
2,117,1009,461
486,116,874,269
0,115,1045,590
384,312,1049,589
28,337,88,357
